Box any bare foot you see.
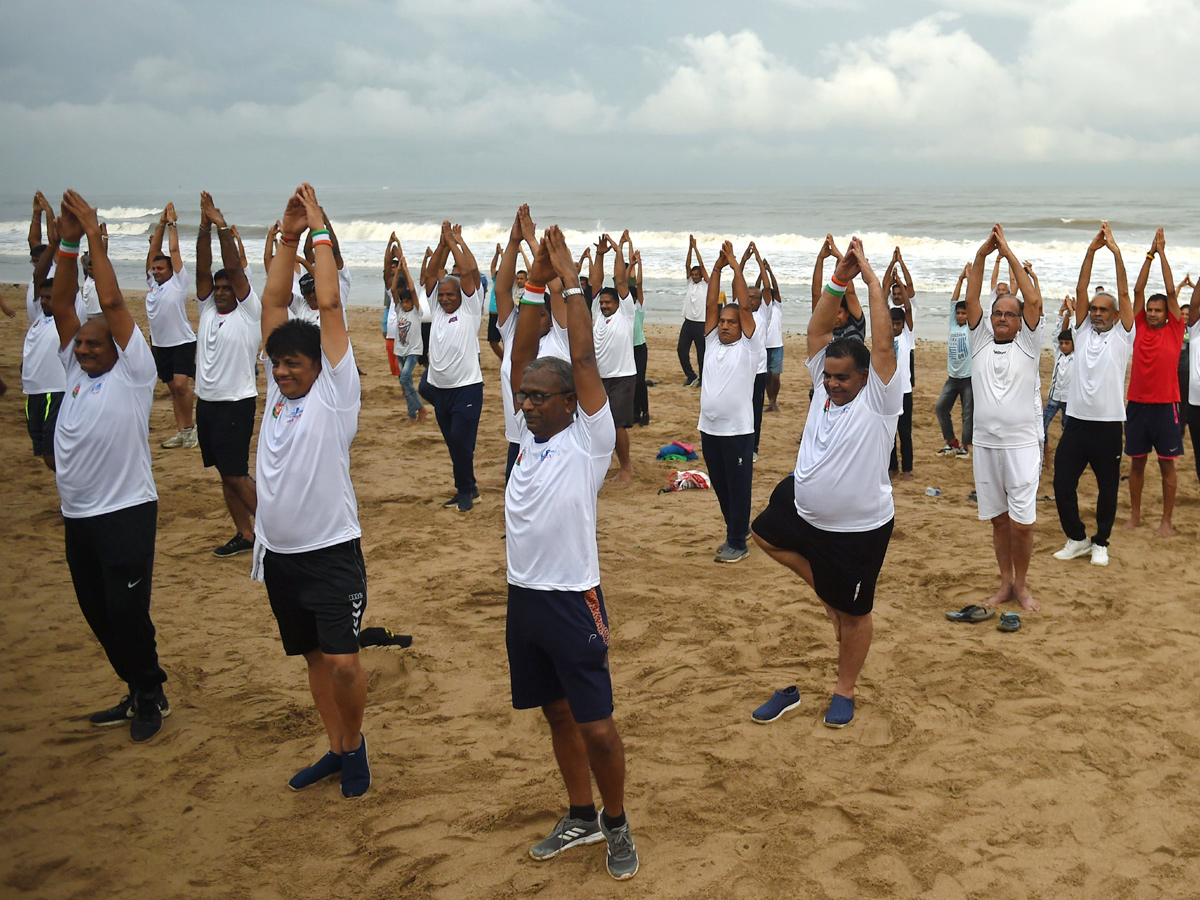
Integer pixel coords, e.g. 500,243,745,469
766,404,780,413
609,469,634,488
1120,517,1141,530
897,472,914,482
982,584,1015,607
1156,521,1175,537
416,407,427,424
1014,586,1041,612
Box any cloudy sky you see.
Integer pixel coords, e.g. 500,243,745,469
3,0,1198,191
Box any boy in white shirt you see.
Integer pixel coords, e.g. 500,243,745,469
750,238,901,730
51,190,169,744
145,203,197,449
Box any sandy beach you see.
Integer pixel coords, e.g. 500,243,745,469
3,288,1200,900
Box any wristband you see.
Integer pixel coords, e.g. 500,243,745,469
824,280,847,297
310,229,330,240
279,233,300,246
520,285,546,305
58,239,80,260
166,222,176,228
1146,252,1156,260
312,237,333,248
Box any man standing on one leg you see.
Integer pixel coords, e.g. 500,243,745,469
507,224,638,880
936,265,973,458
52,190,169,743
146,203,197,449
194,193,261,558
256,184,370,799
1123,228,1184,536
1053,223,1135,567
680,234,708,386
965,224,1044,612
750,238,901,729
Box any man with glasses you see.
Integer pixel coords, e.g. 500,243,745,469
964,225,1044,611
504,221,638,880
1053,223,1135,567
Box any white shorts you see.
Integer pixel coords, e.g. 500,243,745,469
973,445,1041,525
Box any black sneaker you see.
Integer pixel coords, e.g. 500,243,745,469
213,533,254,558
89,694,134,727
683,375,698,387
130,691,165,743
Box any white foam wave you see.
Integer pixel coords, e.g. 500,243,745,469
98,207,160,219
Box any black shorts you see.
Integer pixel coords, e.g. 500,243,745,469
507,583,614,723
601,374,636,429
152,341,197,383
487,312,502,344
751,475,894,616
196,397,257,477
264,539,367,656
25,391,63,457
1125,401,1183,458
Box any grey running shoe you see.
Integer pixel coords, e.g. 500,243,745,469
529,814,604,861
714,545,748,564
161,430,188,448
598,810,640,880
182,427,199,449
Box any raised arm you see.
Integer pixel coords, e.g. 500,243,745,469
495,206,528,326
728,243,754,335
704,242,728,334
809,240,859,359
264,221,279,272
1058,295,1075,332
591,235,608,302
990,254,1002,294
965,230,999,329
547,227,606,415
299,185,348,364
384,233,399,287
262,192,308,342
196,196,214,300
995,224,1041,327
231,225,249,271
1102,223,1134,331
448,223,481,295
490,243,502,281
1076,226,1106,327
29,192,45,252
812,235,834,308
147,205,169,272
207,196,250,300
1152,228,1179,319
423,226,450,295
614,230,630,297
692,239,709,283
100,221,108,251
686,234,695,279
165,203,182,273
855,243,895,384
60,191,135,349
764,260,782,311
897,251,916,299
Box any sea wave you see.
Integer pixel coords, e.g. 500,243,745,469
97,207,161,219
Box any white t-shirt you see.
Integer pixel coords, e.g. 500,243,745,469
593,292,636,378
1189,320,1200,399
1049,345,1074,404
195,287,262,402
752,306,770,374
505,400,616,591
22,293,87,395
145,264,195,348
766,298,784,349
80,276,102,317
499,311,572,443
793,344,904,532
337,267,352,309
416,284,433,324
393,304,423,357
894,325,915,393
54,327,158,518
968,314,1044,449
385,291,398,340
698,327,763,436
1067,316,1135,422
428,286,484,389
287,295,347,327
255,345,361,554
682,280,706,322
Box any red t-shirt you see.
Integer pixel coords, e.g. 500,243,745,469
1128,310,1185,403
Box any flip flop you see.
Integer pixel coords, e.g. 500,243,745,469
945,605,995,623
997,613,1021,632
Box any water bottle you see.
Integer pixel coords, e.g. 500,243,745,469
925,487,941,497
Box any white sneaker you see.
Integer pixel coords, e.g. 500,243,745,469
161,430,187,449
1053,537,1093,560
1091,544,1109,566
937,443,957,456
182,427,199,449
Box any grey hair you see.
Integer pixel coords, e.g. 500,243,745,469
438,274,462,293
523,356,574,393
1091,291,1118,311
991,293,1024,314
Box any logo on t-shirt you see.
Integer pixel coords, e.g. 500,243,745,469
72,383,82,398
448,315,458,324
272,400,284,419
538,448,555,463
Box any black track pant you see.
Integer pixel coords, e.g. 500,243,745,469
1053,417,1123,547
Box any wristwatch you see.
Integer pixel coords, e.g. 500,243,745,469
563,287,584,298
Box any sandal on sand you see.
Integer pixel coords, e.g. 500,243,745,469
945,605,995,623
997,613,1021,632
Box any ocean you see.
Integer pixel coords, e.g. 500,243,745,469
3,186,1198,343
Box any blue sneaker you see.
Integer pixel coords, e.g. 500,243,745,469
341,735,371,799
289,751,342,791
823,694,854,728
751,686,800,723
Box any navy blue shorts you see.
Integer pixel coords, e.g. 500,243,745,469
506,583,613,723
1125,401,1183,458
264,539,367,656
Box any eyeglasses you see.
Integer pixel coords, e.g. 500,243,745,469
991,311,1021,320
514,390,570,407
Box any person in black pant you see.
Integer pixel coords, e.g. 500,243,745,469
630,250,650,426
51,190,169,743
1052,223,1135,567
679,235,709,385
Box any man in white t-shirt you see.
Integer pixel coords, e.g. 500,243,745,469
194,193,262,560
506,224,638,881
51,190,169,744
763,258,785,412
420,220,486,512
145,203,198,450
1052,223,1135,568
255,184,370,799
680,235,709,386
699,241,761,564
593,231,637,486
884,250,916,479
963,224,1045,614
751,238,901,730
